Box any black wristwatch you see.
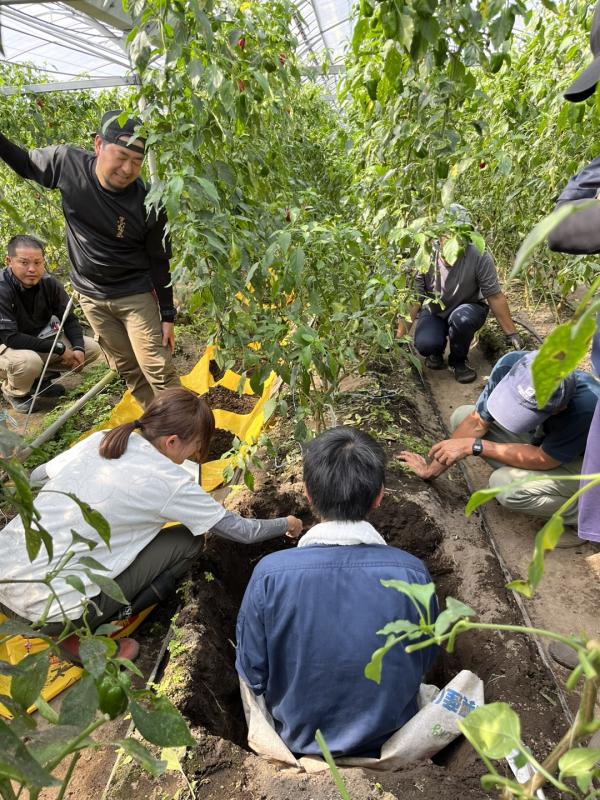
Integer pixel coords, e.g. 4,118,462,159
472,438,483,457
54,341,66,356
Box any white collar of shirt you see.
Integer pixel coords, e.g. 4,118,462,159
297,520,386,548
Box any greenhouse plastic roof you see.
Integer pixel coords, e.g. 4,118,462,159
0,1,353,92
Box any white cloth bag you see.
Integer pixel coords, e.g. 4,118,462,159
240,669,484,773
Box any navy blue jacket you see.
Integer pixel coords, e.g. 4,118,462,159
236,541,438,758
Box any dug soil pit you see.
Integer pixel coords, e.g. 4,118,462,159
154,456,565,797
107,366,568,800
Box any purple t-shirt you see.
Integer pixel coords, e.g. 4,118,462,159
578,401,600,542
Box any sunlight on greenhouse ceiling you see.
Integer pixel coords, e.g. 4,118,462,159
0,1,353,94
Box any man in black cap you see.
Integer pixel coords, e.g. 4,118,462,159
399,350,600,544
0,110,180,408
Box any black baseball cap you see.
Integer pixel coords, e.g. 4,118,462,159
98,110,146,154
564,0,600,102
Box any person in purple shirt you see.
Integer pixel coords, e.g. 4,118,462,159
236,426,438,759
545,0,600,548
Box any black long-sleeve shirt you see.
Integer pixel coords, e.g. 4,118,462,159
548,154,600,254
0,268,84,352
0,133,175,321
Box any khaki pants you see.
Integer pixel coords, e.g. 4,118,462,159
0,335,102,398
451,405,581,526
76,291,180,409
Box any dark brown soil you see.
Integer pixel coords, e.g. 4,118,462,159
205,384,258,415
477,319,539,364
204,428,236,462
208,359,225,382
155,364,566,800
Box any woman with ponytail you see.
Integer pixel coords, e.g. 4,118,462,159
0,388,302,660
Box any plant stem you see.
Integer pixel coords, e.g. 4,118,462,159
56,752,81,800
524,674,599,797
0,780,17,800
45,717,105,773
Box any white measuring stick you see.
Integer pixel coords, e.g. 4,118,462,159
23,296,74,434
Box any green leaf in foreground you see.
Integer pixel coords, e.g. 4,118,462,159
511,200,598,277
315,729,351,800
130,696,195,747
434,597,477,637
10,651,49,710
465,486,503,516
364,634,402,684
507,514,564,597
0,717,59,788
62,493,111,548
59,675,99,728
380,579,435,617
458,702,521,759
78,637,114,680
558,747,600,778
531,307,598,407
83,570,129,606
117,738,167,777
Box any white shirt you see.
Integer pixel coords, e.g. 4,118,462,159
0,432,226,622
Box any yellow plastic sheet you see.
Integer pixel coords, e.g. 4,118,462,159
0,606,155,718
86,344,277,492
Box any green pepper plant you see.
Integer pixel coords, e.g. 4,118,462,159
0,427,195,800
362,580,600,799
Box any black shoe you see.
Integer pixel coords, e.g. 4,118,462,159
36,379,66,399
425,354,446,370
3,393,36,413
450,362,477,383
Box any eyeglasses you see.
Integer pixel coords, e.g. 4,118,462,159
11,258,45,268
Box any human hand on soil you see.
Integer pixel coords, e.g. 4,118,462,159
285,515,303,538
428,438,471,466
507,332,524,350
60,349,84,371
397,451,431,479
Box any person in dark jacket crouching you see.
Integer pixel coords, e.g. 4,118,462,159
0,235,102,412
236,426,438,759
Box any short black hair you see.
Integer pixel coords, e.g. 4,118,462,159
7,235,45,257
303,426,386,522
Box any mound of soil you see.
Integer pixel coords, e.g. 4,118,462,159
477,320,539,364
206,385,258,415
204,429,236,462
